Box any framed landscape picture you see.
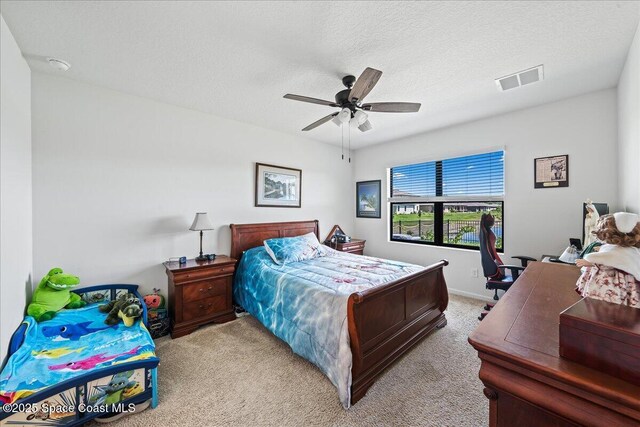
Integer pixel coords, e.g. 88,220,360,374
356,180,381,218
534,154,569,188
255,163,302,208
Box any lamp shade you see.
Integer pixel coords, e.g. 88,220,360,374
189,212,214,231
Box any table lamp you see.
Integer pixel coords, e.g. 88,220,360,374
189,212,214,261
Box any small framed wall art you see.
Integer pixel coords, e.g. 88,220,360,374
356,180,381,218
255,163,302,208
534,154,569,189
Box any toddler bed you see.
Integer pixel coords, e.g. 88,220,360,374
0,284,159,426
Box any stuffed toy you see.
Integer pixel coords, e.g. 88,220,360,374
99,293,143,327
27,268,86,322
144,288,166,321
143,288,165,310
576,212,640,308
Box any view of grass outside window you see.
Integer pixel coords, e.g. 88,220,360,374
390,151,504,251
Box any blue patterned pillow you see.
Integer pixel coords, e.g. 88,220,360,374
264,232,326,265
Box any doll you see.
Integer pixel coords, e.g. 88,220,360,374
583,199,600,247
575,212,640,308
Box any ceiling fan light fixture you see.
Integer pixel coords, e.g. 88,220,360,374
337,107,351,124
354,110,368,125
358,120,373,132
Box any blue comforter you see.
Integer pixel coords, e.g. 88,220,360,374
233,246,425,408
0,304,156,403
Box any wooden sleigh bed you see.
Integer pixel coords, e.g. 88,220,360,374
230,219,449,404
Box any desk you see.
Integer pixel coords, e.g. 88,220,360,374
468,262,640,426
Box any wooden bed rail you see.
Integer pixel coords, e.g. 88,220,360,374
348,259,449,404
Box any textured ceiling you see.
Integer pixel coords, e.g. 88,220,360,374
1,1,639,149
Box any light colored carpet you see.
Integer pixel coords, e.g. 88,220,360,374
92,294,488,427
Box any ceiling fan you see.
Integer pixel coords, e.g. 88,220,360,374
284,67,421,132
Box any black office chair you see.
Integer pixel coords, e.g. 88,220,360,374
478,213,536,320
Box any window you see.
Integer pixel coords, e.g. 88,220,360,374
390,151,504,251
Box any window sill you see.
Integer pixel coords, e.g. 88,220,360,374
388,239,504,254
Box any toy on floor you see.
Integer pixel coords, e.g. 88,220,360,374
144,288,167,321
27,267,86,322
143,288,165,309
99,293,143,327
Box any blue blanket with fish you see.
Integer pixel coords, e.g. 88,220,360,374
0,304,156,403
233,246,424,408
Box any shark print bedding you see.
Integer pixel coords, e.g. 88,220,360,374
233,245,426,408
0,303,156,404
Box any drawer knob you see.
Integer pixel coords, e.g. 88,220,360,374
208,286,213,290
199,288,204,292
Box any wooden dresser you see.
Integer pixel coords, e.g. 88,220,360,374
164,256,236,338
468,262,640,426
325,238,366,255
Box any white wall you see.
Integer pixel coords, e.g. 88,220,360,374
0,16,32,360
31,73,353,299
354,90,618,301
618,24,640,213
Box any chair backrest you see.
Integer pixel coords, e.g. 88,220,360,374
479,215,499,278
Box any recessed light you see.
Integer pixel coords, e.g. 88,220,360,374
47,58,71,72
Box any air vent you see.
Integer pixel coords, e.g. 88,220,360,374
495,65,544,91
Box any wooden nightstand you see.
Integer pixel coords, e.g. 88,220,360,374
163,256,236,338
325,239,366,255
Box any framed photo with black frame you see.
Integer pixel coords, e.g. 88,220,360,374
534,154,569,189
356,180,381,218
255,163,302,208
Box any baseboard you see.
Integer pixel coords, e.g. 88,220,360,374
447,288,495,303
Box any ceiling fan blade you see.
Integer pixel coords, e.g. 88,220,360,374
302,112,338,131
361,102,421,113
284,94,339,107
349,67,383,103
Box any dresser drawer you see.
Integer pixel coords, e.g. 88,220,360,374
182,277,230,303
182,295,228,322
173,264,235,283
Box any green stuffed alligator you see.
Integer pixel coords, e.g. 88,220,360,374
27,268,86,322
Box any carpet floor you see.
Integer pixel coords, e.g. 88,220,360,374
92,294,488,427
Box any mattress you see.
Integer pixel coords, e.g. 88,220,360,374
233,246,424,408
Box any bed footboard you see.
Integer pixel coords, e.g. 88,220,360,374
347,259,449,404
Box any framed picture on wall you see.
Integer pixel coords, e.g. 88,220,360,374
356,180,381,218
255,163,302,208
534,154,569,188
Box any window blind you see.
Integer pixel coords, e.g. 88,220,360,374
390,150,504,202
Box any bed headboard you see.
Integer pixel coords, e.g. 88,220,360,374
229,220,320,260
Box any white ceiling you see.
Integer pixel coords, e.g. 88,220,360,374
1,1,639,149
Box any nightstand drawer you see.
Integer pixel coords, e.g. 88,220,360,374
182,277,230,303
173,264,235,283
182,295,228,322
343,242,364,251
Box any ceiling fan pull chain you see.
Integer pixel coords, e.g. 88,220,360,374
341,124,344,160
348,124,351,163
